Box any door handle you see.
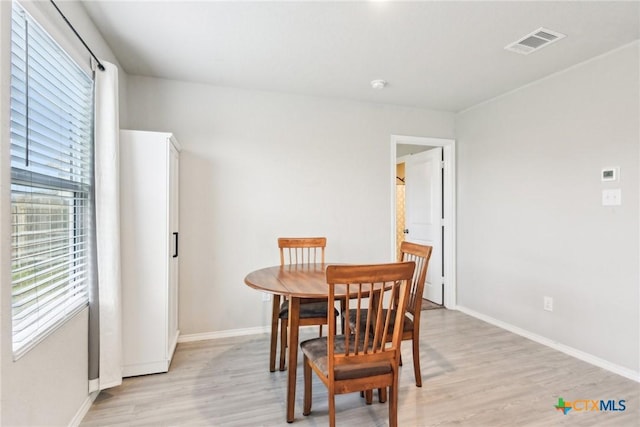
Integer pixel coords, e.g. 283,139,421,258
173,232,179,258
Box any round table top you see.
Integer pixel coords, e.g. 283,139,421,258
244,263,330,298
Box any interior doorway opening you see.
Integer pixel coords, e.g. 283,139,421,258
390,135,456,309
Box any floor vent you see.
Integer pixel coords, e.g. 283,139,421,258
505,27,566,55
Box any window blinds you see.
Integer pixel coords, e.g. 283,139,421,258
10,2,94,357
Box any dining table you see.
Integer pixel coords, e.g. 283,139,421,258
244,262,343,423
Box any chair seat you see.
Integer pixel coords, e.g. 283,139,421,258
301,336,392,380
279,301,338,319
348,309,413,333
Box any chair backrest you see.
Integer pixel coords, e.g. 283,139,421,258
325,262,415,380
398,241,432,317
278,237,326,266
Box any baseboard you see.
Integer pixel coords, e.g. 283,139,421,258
456,305,640,383
177,325,269,343
68,394,93,427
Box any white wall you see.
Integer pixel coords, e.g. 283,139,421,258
456,43,639,374
125,77,455,335
0,1,128,425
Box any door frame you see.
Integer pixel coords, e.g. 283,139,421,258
390,135,456,308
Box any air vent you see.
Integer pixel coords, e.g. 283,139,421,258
505,27,566,55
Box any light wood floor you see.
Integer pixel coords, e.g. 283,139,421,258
81,309,639,426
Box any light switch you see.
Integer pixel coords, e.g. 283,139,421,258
602,189,622,206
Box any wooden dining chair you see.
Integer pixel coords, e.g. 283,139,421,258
300,262,415,427
270,237,337,372
349,241,432,388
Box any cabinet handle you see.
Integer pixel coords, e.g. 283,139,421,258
173,232,179,258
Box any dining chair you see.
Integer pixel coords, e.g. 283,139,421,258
349,241,432,387
270,237,337,372
300,261,416,427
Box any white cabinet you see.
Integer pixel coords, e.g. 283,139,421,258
120,130,180,377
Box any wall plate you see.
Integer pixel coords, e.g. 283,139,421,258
602,189,622,206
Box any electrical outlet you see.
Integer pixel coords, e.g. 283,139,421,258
262,292,271,302
543,296,553,312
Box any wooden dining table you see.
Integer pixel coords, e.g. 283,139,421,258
244,263,342,423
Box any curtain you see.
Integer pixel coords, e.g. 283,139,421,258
89,59,122,392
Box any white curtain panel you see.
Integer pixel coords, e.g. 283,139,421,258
91,60,123,391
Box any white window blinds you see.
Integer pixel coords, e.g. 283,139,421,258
10,1,94,357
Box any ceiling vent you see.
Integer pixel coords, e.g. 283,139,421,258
505,27,566,55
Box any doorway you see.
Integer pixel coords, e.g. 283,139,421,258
390,135,456,308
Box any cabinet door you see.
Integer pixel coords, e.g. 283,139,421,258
167,142,180,354
121,131,168,372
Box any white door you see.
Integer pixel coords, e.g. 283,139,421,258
168,142,180,355
404,147,443,304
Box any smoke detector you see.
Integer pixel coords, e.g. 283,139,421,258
505,27,566,55
370,79,387,90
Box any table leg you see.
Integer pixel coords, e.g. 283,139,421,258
286,296,300,423
269,294,281,372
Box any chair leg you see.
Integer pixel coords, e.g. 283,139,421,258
269,295,280,372
279,320,288,371
399,352,403,366
389,376,399,427
318,325,323,337
412,333,422,387
365,390,373,405
303,355,312,416
378,387,387,403
328,390,336,427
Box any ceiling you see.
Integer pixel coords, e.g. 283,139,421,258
81,1,640,112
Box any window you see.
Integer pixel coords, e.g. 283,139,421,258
10,2,94,357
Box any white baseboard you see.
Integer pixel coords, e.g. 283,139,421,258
68,394,94,427
456,305,640,383
178,325,269,343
